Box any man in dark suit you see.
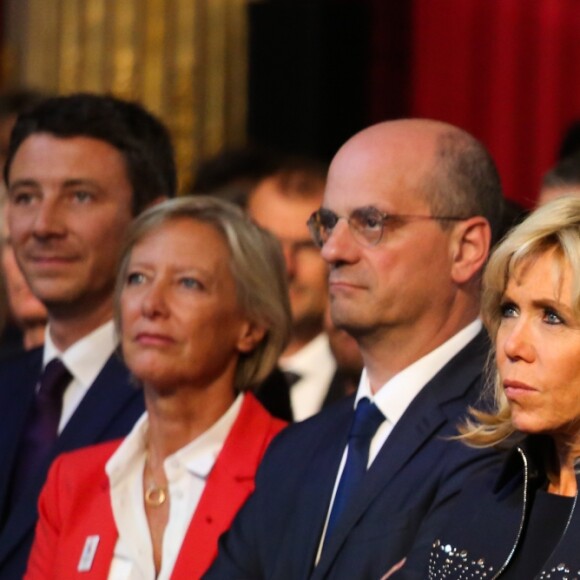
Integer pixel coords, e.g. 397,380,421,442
0,94,176,578
206,119,505,579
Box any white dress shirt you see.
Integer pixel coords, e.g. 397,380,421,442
105,394,243,580
42,320,117,433
280,333,336,421
316,319,482,562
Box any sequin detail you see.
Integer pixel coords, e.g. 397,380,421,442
428,540,494,579
429,540,580,579
538,562,580,579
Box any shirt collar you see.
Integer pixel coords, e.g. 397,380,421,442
178,393,243,478
279,332,334,378
106,393,244,484
356,319,482,424
43,320,117,389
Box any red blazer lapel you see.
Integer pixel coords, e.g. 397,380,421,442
172,393,286,578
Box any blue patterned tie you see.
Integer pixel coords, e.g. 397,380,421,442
324,398,385,544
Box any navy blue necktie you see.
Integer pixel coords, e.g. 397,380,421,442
324,398,385,543
11,359,71,501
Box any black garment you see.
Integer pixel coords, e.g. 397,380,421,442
256,366,357,422
255,367,293,421
502,489,574,579
398,436,580,580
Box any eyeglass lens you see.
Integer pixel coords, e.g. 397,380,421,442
308,207,386,247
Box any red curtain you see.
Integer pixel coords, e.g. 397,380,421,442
410,0,580,207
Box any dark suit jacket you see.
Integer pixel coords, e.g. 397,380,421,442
206,331,502,579
0,346,144,580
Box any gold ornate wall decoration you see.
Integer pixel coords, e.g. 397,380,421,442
2,0,249,192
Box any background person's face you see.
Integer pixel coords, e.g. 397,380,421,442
248,179,328,339
1,233,47,328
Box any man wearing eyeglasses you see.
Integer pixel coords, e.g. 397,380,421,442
206,119,504,579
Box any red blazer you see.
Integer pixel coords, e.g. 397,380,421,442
25,393,286,579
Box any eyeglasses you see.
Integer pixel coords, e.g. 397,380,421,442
307,206,469,248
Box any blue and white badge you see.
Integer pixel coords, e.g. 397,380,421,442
77,535,100,572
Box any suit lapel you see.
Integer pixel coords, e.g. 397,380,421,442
313,395,448,577
0,354,140,564
173,394,280,578
313,332,488,578
270,398,354,580
56,355,134,450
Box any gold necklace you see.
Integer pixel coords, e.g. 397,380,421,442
144,482,167,507
144,452,168,508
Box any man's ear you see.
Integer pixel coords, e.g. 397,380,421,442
449,216,491,284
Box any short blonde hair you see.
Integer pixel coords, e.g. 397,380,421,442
461,195,580,446
114,196,291,391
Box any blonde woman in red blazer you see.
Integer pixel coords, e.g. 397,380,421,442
26,197,291,579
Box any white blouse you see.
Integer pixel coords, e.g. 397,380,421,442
105,394,243,580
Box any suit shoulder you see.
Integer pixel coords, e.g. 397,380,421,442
265,395,353,453
426,334,492,420
0,347,42,377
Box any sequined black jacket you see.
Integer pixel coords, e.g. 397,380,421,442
402,435,580,580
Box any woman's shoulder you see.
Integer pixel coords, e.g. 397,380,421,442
401,449,525,579
50,439,123,476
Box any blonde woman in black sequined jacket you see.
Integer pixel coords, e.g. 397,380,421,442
390,196,580,580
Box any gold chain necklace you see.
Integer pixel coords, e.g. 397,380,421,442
144,452,168,508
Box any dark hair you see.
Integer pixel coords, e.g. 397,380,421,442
542,153,580,190
248,154,328,205
192,146,280,201
558,120,580,160
428,129,504,245
0,89,46,119
5,93,177,214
